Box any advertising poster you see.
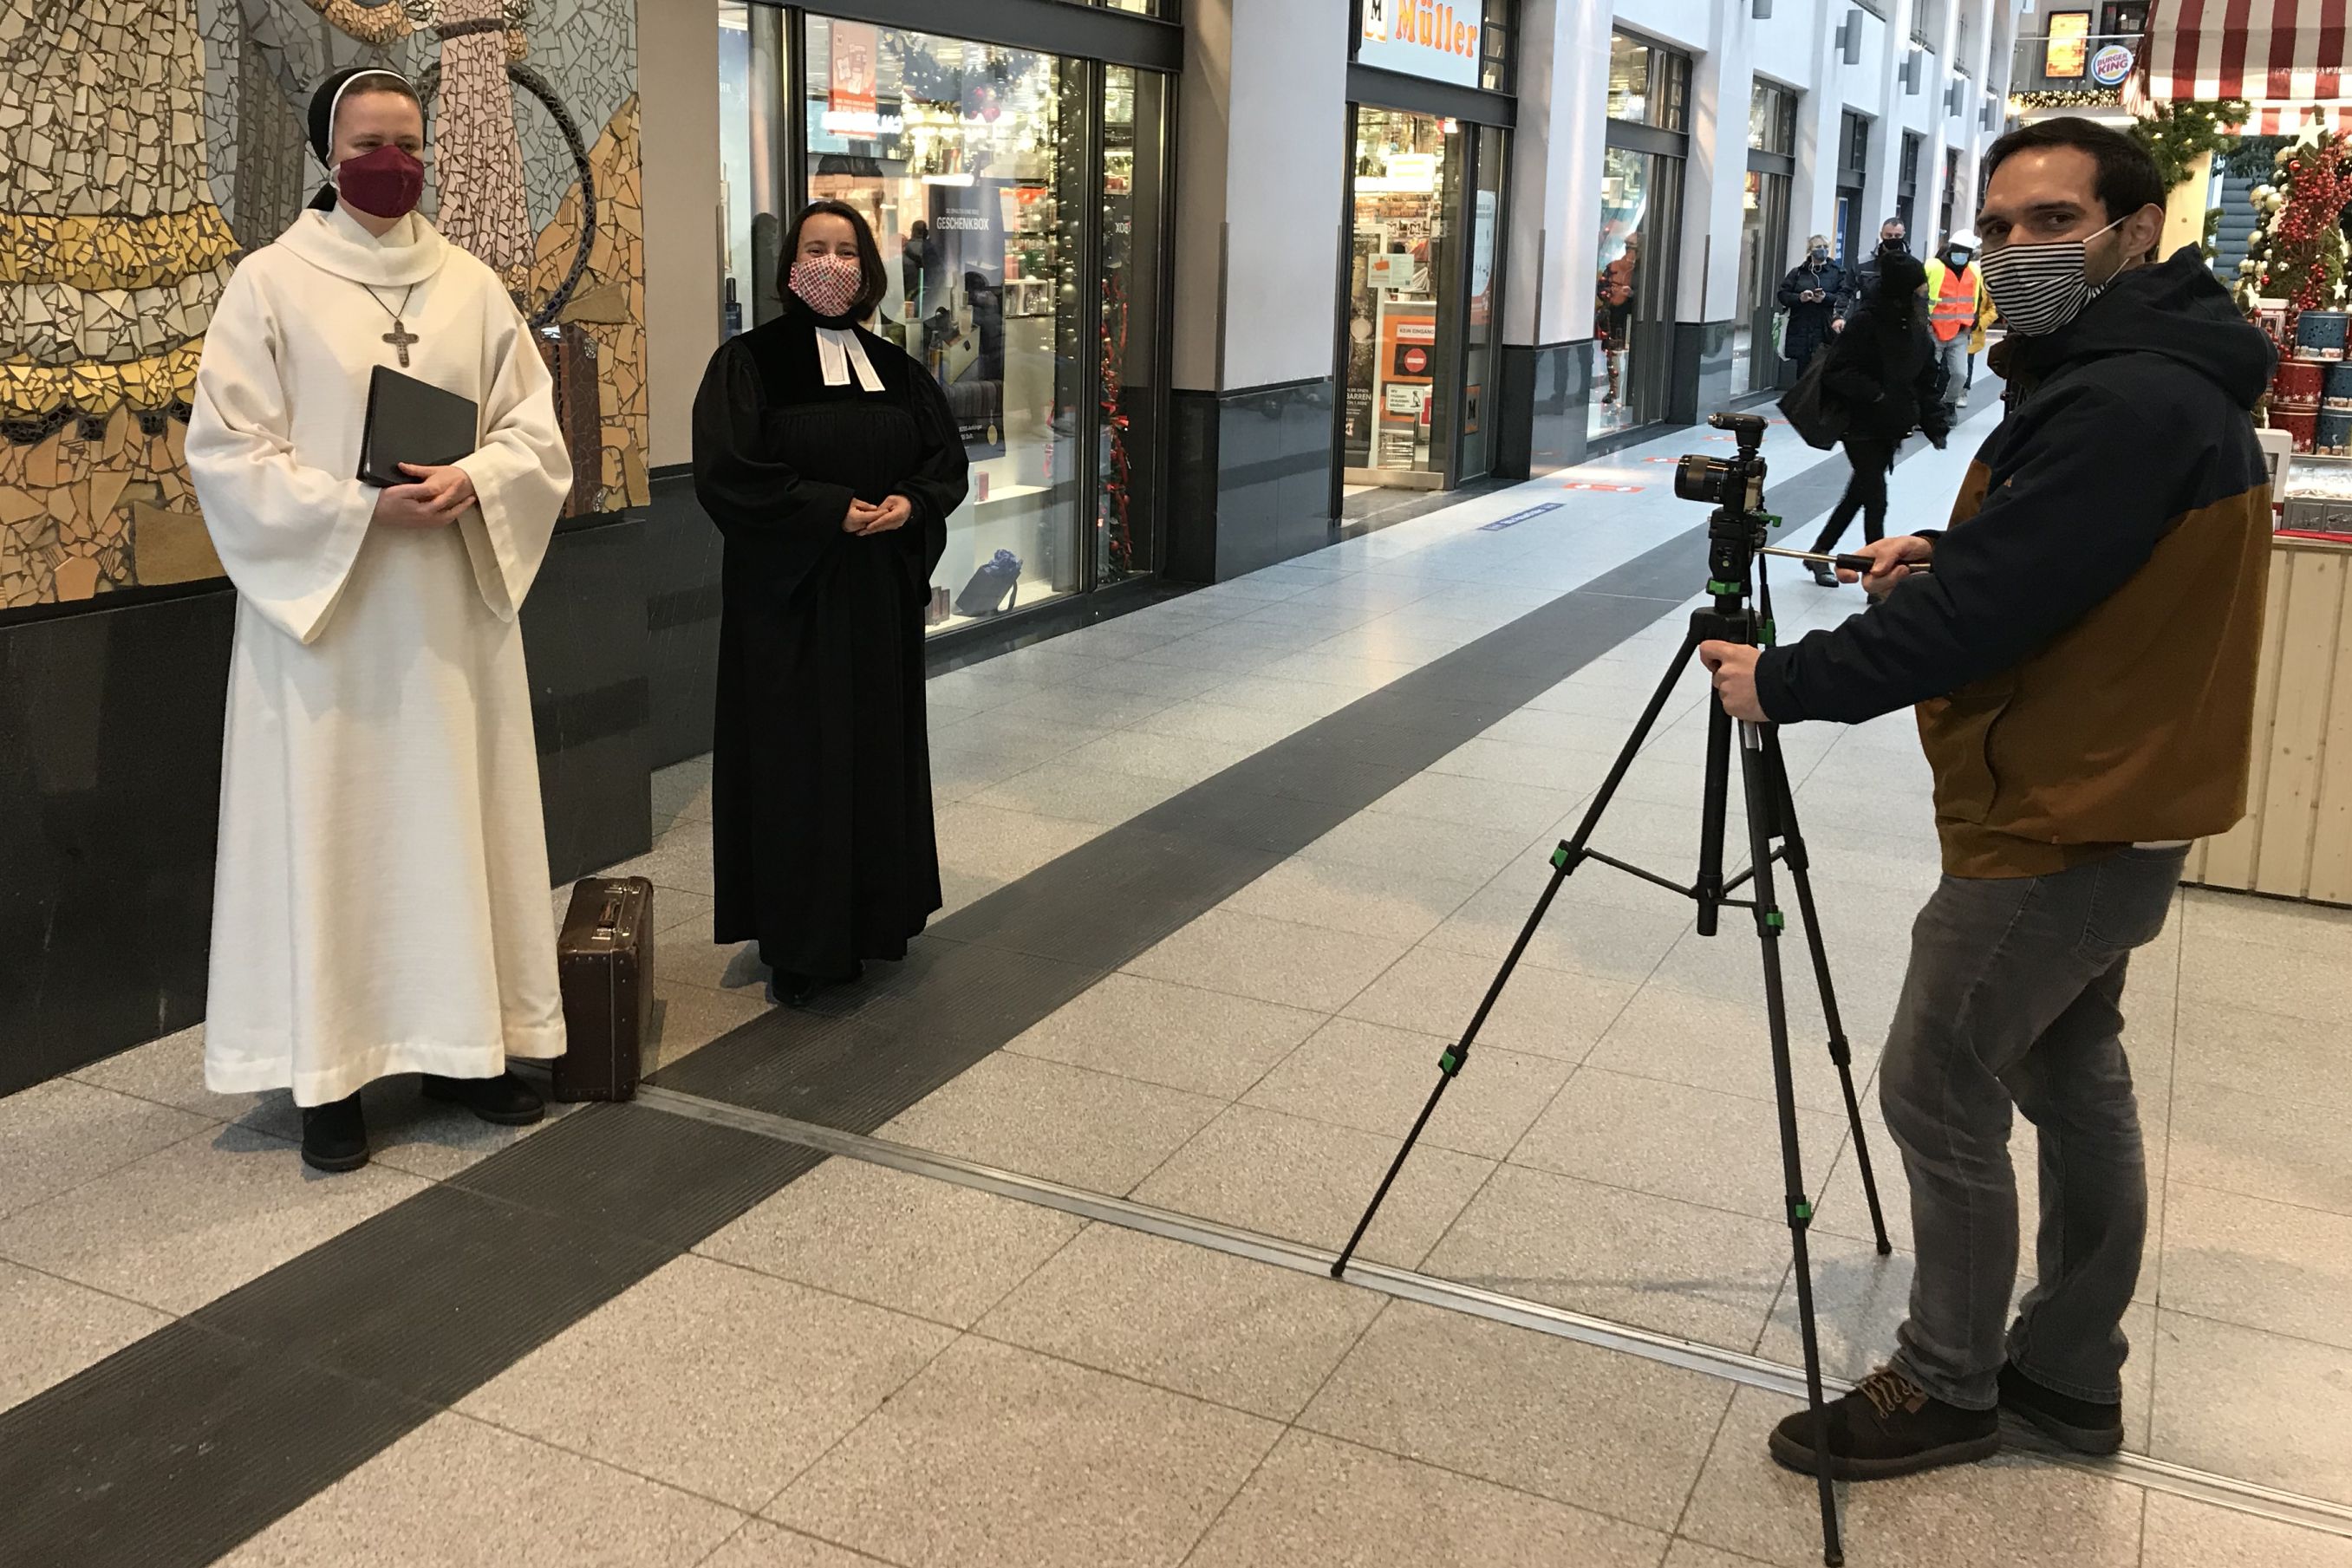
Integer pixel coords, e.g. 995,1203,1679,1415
1372,299,1437,472
1469,188,1496,329
2043,13,2090,80
828,21,876,120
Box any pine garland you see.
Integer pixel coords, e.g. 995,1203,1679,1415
2127,100,2247,192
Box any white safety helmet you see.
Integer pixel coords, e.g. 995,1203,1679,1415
1949,229,1981,250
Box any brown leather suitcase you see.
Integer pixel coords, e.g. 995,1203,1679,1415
553,877,654,1102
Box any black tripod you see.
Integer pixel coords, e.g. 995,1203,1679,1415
1332,413,1893,1567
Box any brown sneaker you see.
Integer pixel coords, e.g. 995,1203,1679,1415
1768,1368,2002,1480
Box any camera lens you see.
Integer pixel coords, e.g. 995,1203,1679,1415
1675,454,1728,505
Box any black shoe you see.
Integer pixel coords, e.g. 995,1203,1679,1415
1768,1368,2002,1480
300,1092,369,1174
774,973,821,1009
1998,1362,2125,1455
1810,563,1840,589
420,1070,546,1126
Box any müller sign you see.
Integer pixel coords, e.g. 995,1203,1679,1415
1359,0,1484,90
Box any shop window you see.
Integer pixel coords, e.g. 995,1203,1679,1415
804,19,1089,628
1749,81,1797,157
1589,144,1683,443
1098,65,1169,582
1480,0,1516,94
1607,31,1688,133
714,6,1170,629
717,1,791,340
1736,167,1793,397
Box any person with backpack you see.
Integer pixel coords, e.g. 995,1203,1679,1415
1803,247,1949,586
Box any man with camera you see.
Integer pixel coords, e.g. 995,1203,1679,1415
1700,119,2275,1480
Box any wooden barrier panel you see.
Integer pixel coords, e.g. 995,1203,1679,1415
2188,536,2352,906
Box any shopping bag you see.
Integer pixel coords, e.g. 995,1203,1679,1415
1778,346,1847,452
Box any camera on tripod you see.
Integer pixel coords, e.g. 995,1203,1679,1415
1674,411,1770,514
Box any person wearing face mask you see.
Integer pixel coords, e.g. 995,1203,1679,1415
693,200,970,1010
1775,235,1851,373
1803,246,1949,586
184,68,577,1174
1700,117,2274,1483
1923,231,1994,424
1850,217,1910,309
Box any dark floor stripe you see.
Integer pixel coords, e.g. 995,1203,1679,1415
0,420,1987,1566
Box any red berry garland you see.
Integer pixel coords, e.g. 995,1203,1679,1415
2253,137,2352,312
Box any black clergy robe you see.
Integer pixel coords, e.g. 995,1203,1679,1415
692,309,969,979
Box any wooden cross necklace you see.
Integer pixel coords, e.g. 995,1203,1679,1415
359,282,420,368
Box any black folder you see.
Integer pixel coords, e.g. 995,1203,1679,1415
356,366,479,488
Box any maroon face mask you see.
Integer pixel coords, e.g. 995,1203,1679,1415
334,145,425,220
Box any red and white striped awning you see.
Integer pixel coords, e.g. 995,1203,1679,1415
2228,103,2352,133
2141,0,2352,102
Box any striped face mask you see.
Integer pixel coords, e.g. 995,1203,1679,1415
1977,214,2127,338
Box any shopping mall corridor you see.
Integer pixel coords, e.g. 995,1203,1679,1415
4,400,2350,1568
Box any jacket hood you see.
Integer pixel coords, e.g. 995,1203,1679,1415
2005,245,2275,410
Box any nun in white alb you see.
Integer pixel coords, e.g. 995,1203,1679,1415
186,68,573,1173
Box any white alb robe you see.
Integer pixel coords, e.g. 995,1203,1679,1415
186,206,574,1104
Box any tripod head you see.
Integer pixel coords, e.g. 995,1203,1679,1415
1672,411,1776,639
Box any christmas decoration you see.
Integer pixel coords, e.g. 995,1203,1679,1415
1098,273,1135,576
2012,88,2126,111
2127,100,2247,194
2235,128,2352,315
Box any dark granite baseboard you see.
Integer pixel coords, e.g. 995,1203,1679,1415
1669,320,1741,427
0,517,655,1097
641,471,723,769
1495,340,1595,478
1166,379,1339,582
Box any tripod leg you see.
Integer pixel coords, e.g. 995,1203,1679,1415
1696,693,1735,936
1737,723,1844,1568
1332,848,1578,1278
1764,730,1893,1256
1339,628,1713,1278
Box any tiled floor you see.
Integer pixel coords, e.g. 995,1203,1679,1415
9,420,2352,1565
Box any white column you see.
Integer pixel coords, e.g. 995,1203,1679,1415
1506,0,1613,346
1678,4,1755,324
638,0,721,468
1170,0,1351,391
1789,2,1846,250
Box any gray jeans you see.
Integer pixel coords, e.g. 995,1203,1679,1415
1934,334,1971,419
1879,846,2186,1411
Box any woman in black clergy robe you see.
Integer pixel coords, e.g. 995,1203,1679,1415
694,200,970,1008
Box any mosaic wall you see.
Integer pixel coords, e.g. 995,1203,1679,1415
0,0,647,611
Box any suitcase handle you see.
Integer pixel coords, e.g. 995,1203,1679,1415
596,889,625,938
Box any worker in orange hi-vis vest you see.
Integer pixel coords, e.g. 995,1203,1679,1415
1924,230,1995,423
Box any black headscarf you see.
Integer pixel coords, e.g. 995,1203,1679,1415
304,66,415,211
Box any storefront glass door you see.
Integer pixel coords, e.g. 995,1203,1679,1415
1456,122,1506,481
1342,107,1463,491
